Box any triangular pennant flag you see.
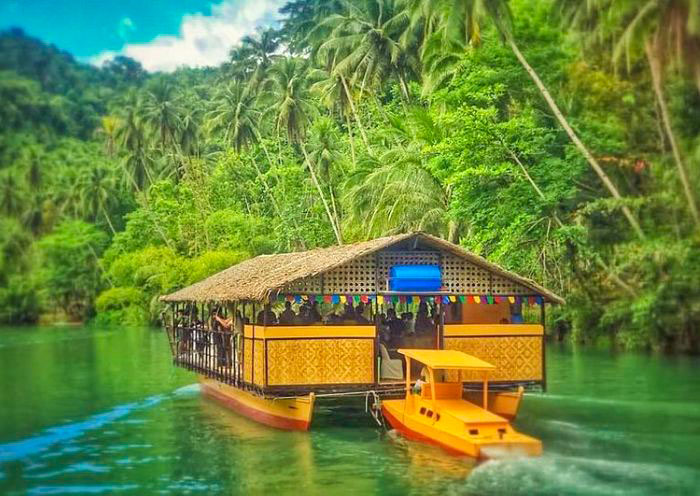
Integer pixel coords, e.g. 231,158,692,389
528,296,536,305
392,295,399,304
458,295,466,303
406,296,413,304
332,294,340,304
360,294,369,304
486,295,494,305
340,295,347,304
442,295,450,304
399,295,406,303
467,295,474,304
294,295,302,303
449,295,457,303
377,295,384,305
536,296,543,305
508,296,515,304
309,294,316,303
286,295,294,302
473,295,481,304
323,295,332,303
353,295,361,304
277,294,285,302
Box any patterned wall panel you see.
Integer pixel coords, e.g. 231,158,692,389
266,338,374,385
243,338,265,386
444,336,542,382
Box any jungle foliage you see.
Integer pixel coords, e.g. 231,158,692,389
1,0,699,352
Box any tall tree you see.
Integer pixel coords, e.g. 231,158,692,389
410,0,646,240
560,0,700,228
264,57,343,244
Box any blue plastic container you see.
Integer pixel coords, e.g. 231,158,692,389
388,264,442,292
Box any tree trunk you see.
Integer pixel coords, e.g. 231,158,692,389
300,144,343,245
340,75,372,153
507,38,646,241
345,112,357,167
646,41,700,229
328,183,342,239
101,204,117,236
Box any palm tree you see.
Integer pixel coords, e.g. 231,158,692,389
344,148,455,241
264,58,343,244
0,172,23,217
97,116,120,157
410,0,646,240
240,28,281,89
140,79,183,150
306,117,345,231
316,0,420,101
559,0,700,228
207,81,286,222
310,69,360,163
344,106,458,241
79,165,118,235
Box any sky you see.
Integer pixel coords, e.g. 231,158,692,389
0,0,286,72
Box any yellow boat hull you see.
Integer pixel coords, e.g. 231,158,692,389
382,398,541,459
200,377,315,431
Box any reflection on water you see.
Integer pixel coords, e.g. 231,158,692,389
0,327,699,495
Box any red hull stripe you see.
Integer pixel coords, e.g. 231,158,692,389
203,385,310,431
382,406,474,458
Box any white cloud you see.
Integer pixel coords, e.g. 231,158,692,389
91,0,285,73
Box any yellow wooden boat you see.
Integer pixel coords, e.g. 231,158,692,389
381,349,542,459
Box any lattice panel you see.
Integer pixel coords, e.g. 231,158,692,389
323,254,377,294
280,249,533,296
491,274,531,295
444,336,542,382
281,275,322,294
266,338,374,385
441,253,489,293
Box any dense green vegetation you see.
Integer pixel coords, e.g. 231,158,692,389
1,1,699,352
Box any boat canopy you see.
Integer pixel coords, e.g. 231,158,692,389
398,349,495,371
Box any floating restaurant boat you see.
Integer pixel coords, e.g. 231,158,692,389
160,232,562,455
382,349,542,458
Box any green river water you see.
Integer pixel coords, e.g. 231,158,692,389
0,326,698,495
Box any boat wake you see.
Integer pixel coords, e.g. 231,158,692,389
0,384,200,463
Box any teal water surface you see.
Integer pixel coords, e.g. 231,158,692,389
0,326,699,495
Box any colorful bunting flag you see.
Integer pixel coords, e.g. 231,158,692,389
473,295,481,304
442,295,450,304
392,295,399,304
536,296,543,305
377,295,384,305
458,295,466,303
360,294,369,304
340,295,347,304
309,294,316,303
406,296,413,304
449,295,457,303
352,295,360,304
323,295,332,303
332,294,340,304
508,296,515,304
398,295,406,303
528,296,536,305
294,295,302,303
486,295,494,305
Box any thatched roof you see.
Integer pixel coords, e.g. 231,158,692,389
160,232,564,304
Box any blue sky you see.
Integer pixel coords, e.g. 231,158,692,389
0,0,285,72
